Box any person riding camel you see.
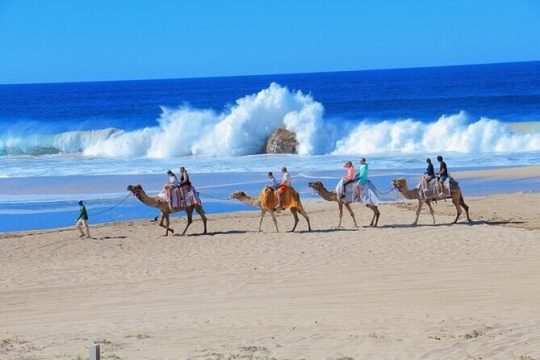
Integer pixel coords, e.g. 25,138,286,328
339,161,356,199
166,170,179,188
421,158,435,191
177,166,192,200
179,167,192,188
277,167,291,210
436,155,449,195
354,157,368,201
267,171,278,190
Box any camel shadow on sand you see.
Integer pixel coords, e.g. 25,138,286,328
174,230,249,237
294,228,358,234
378,219,525,229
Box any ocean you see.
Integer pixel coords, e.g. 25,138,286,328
1,61,539,231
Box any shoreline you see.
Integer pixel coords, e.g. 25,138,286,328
1,165,538,233
1,190,539,238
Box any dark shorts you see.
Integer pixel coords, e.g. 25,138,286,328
440,175,448,183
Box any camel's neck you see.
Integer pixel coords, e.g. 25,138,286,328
237,195,261,207
136,190,163,209
398,185,419,200
315,186,337,202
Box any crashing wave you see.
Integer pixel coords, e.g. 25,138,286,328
0,83,539,157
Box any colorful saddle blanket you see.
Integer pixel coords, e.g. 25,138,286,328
416,178,456,199
260,187,302,210
159,186,201,210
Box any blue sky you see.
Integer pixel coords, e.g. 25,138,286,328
1,0,539,84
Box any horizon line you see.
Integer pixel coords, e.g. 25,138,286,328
1,59,539,86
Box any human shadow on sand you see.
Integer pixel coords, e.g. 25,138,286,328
98,235,128,240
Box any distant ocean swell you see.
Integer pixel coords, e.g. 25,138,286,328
1,83,539,157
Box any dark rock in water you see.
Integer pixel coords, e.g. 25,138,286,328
265,128,298,154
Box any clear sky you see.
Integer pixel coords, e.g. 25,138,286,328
1,0,539,84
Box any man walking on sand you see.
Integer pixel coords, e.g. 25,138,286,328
76,200,91,238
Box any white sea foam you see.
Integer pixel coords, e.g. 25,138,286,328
0,84,539,159
333,112,540,154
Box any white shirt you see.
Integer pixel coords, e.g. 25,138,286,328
281,172,291,187
169,175,179,187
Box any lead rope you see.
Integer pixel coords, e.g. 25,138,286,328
91,193,133,217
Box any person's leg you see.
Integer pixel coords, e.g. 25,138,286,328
83,220,91,238
76,219,85,237
341,179,353,198
354,183,361,201
438,177,446,195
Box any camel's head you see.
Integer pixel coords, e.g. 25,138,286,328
392,178,408,191
230,191,246,200
308,181,324,191
127,184,143,198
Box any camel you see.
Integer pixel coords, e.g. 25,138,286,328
392,178,470,225
308,181,380,227
127,184,208,236
230,187,311,232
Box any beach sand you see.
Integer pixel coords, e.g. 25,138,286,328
1,177,540,358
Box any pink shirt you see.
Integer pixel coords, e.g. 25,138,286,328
344,166,356,181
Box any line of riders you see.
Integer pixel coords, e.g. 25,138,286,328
163,155,451,207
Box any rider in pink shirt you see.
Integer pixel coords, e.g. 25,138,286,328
339,161,355,199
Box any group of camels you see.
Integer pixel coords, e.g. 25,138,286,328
127,176,470,236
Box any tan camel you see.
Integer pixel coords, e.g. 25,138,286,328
308,181,381,227
230,187,311,232
127,185,208,236
392,178,470,225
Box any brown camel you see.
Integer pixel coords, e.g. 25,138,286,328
127,185,208,236
308,181,380,227
230,187,311,232
392,178,470,225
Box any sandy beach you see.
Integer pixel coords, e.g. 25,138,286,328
1,168,540,359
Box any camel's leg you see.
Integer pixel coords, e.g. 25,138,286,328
159,213,165,228
290,209,300,232
258,210,266,232
367,205,375,226
163,214,172,236
460,194,471,222
269,210,279,233
297,208,311,232
181,208,193,236
366,205,376,227
195,205,208,234
452,194,462,224
344,202,358,227
414,200,424,225
374,206,380,227
426,200,436,224
337,201,343,228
